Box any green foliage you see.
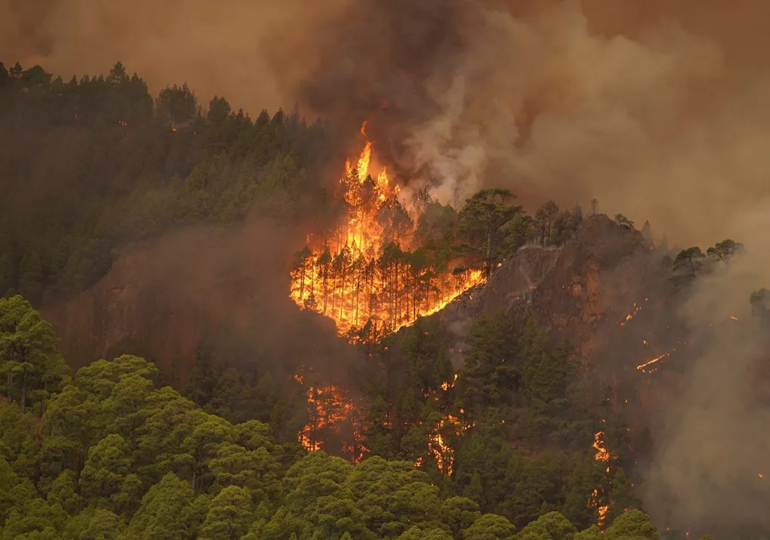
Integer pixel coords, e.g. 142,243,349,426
0,61,328,304
603,509,658,540
706,239,743,261
456,311,518,418
122,473,195,539
672,247,705,271
516,511,577,540
0,295,68,413
458,189,523,275
0,331,685,540
198,485,253,540
463,513,515,540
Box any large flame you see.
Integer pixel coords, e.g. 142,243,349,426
290,125,485,340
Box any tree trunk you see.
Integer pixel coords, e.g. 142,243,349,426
20,368,27,413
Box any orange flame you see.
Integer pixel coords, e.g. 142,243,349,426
440,373,459,392
636,352,670,373
426,412,468,475
295,369,364,461
290,123,485,340
593,431,610,461
620,299,647,326
590,430,612,528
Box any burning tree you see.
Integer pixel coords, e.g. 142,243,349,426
290,125,486,339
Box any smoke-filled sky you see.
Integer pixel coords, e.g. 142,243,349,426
4,0,770,248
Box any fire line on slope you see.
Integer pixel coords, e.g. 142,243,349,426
290,123,485,341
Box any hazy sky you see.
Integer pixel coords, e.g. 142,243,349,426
4,0,770,246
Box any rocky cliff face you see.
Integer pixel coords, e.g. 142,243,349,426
42,219,331,382
438,215,687,421
44,214,687,399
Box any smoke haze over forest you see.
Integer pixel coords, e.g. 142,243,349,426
4,1,770,537
5,0,770,247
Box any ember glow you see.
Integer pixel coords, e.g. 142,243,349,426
416,384,470,475
636,352,670,373
295,371,365,461
590,489,609,526
428,413,467,476
591,430,611,527
620,299,648,326
290,124,486,340
441,374,458,392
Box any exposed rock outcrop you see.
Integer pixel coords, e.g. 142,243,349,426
439,215,684,384
44,214,685,396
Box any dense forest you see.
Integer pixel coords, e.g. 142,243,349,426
0,60,725,539
0,295,666,539
0,60,587,307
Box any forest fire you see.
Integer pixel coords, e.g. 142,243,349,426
294,371,364,460
428,413,467,475
636,352,670,373
290,124,485,340
593,431,610,462
441,374,459,391
591,489,609,526
592,430,611,526
620,299,647,326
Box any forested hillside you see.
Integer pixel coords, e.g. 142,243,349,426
0,60,738,539
0,294,670,539
0,60,587,309
0,60,329,306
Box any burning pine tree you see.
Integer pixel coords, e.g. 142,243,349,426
290,124,486,341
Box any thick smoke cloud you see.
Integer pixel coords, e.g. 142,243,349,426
265,0,770,248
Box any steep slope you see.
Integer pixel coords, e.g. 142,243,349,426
44,214,686,398
439,215,687,419
42,219,343,382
